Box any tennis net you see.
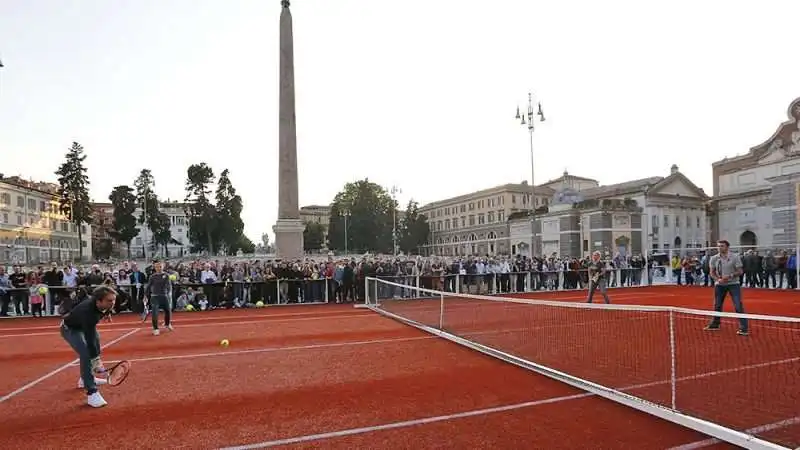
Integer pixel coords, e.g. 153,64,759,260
363,277,800,450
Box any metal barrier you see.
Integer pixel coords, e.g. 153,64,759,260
1,266,796,318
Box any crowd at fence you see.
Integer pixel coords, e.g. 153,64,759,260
1,249,798,317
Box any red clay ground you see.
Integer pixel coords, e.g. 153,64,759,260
0,285,794,449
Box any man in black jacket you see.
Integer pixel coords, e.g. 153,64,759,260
60,285,117,408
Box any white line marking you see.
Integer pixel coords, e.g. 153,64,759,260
666,416,800,449
0,313,372,338
102,335,437,364
0,328,139,403
0,309,370,332
218,392,595,449
217,354,800,450
99,316,653,365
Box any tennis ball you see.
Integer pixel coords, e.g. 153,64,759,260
220,339,230,347
38,286,49,295
255,301,265,308
186,304,195,311
168,274,178,281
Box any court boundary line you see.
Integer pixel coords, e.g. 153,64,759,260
98,315,654,365
0,328,139,403
218,391,595,449
0,313,373,338
0,308,371,332
667,416,800,450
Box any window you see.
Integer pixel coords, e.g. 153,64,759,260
461,217,466,227
28,216,35,225
478,214,485,225
81,225,87,235
1,213,7,223
16,196,24,208
0,193,10,205
445,219,451,230
40,201,46,211
16,214,22,225
135,237,142,246
61,222,69,232
674,216,679,227
498,211,505,222
27,198,36,210
696,216,701,228
468,202,475,211
468,215,475,226
663,215,669,227
51,220,57,230
452,219,458,229
460,205,466,213
512,195,517,204
686,215,691,228
488,211,495,223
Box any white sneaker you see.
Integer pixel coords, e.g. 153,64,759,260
166,324,174,332
78,377,108,389
152,329,160,336
87,392,107,408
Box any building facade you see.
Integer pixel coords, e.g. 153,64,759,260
0,176,91,264
91,201,191,259
711,96,800,251
420,181,555,256
507,166,708,258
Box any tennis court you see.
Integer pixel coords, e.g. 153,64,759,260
0,284,796,449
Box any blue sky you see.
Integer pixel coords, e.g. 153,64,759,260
1,0,799,242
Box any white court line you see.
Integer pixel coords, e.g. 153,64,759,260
218,392,595,449
0,308,369,333
100,315,653,365
0,313,372,338
217,353,800,449
0,328,139,403
667,416,800,449
103,336,438,364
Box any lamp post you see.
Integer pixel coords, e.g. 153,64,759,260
391,185,401,256
342,210,351,255
515,92,545,257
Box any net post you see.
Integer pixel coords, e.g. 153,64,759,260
438,291,444,330
669,309,677,410
456,274,461,294
324,278,329,303
276,278,281,304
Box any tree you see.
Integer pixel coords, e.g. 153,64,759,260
151,211,173,255
215,169,246,255
398,200,429,254
55,142,92,261
327,179,394,253
237,235,256,254
133,169,161,258
303,222,326,252
108,185,139,258
184,163,217,254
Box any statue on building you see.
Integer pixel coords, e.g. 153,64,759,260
791,104,800,153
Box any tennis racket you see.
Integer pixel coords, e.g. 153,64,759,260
141,299,150,322
98,360,132,386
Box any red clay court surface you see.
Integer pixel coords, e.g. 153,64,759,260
0,285,796,449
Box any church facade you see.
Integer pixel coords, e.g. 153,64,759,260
711,97,800,251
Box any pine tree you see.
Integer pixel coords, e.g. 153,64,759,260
55,142,92,261
215,169,245,254
108,185,139,258
184,163,217,254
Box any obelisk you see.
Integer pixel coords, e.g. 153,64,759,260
273,0,305,259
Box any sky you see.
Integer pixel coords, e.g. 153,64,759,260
1,0,799,244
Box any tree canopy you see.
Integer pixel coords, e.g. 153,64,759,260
303,222,326,252
398,200,429,254
327,179,395,253
108,185,139,257
54,142,92,261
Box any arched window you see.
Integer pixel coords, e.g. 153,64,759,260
469,233,478,255
487,231,498,255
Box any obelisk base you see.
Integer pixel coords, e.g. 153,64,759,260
273,218,305,260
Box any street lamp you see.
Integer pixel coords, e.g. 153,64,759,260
391,185,402,256
515,92,545,257
342,210,351,255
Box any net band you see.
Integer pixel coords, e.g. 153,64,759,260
364,276,800,450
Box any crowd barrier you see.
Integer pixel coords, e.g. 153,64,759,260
0,264,796,318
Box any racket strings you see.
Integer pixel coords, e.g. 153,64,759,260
107,361,131,386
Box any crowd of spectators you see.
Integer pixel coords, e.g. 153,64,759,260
0,249,797,317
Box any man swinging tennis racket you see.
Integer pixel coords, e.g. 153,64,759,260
586,251,612,304
60,285,117,408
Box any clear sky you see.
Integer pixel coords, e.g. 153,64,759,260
1,0,799,243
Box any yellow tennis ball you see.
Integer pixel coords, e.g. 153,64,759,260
255,301,264,308
168,274,177,281
38,286,49,295
220,339,230,347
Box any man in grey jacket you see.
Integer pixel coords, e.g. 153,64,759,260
145,260,174,336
